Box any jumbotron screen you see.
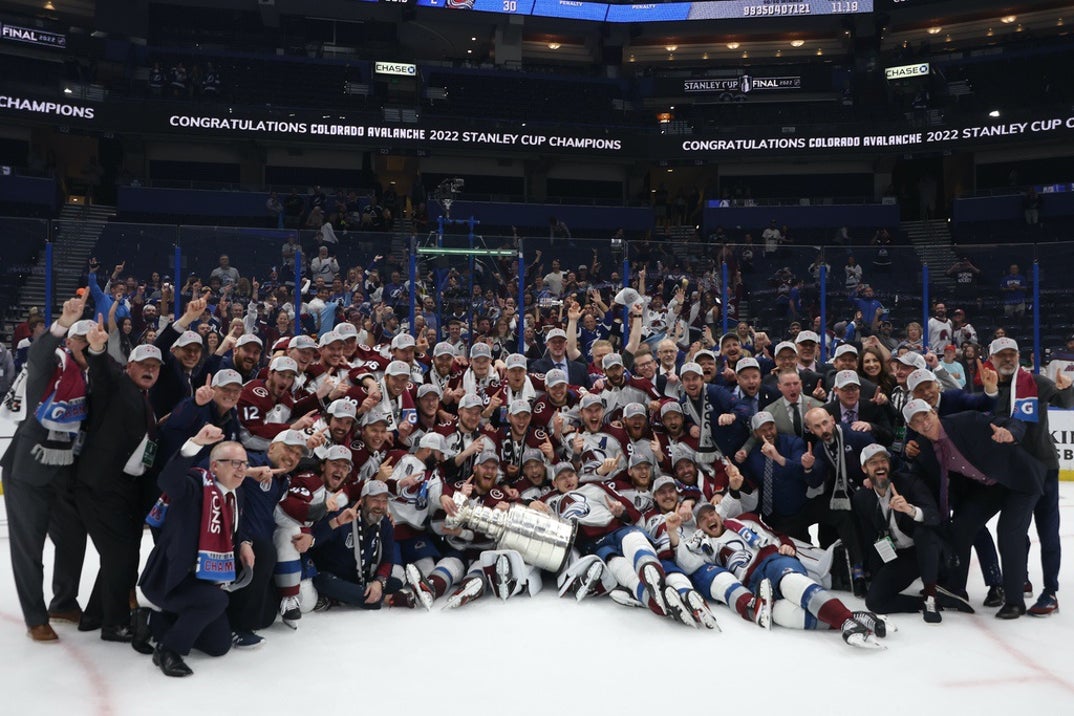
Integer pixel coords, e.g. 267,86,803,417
414,0,872,23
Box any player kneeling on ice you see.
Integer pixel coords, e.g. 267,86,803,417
684,503,888,649
535,459,695,626
272,443,349,626
308,480,411,610
408,450,542,609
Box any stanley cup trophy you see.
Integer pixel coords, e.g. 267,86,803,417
444,492,576,572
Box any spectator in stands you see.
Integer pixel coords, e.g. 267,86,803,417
310,246,339,283
926,303,953,353
844,256,862,295
1023,187,1040,225
762,220,781,257
858,342,897,397
898,322,925,354
266,192,284,229
210,255,240,288
940,345,966,388
871,228,893,275
15,316,46,371
807,253,830,283
960,343,983,394
947,256,981,305
148,62,164,96
1000,264,1027,318
11,306,41,353
168,61,187,97
951,309,977,349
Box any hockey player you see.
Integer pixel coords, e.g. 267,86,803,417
682,503,888,649
384,432,445,595
565,393,630,483
593,353,661,422
511,448,553,502
237,356,320,452
441,394,498,482
530,368,581,438
495,399,556,482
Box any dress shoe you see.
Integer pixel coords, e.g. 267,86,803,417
935,586,976,614
1028,591,1059,617
153,644,193,677
101,625,134,643
983,585,1005,608
47,608,83,625
27,624,59,642
77,615,102,632
1024,581,1033,596
131,608,154,655
995,603,1027,619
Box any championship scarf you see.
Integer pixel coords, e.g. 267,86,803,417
30,349,88,466
377,381,418,431
194,471,237,582
461,367,500,400
985,361,1040,423
822,427,852,511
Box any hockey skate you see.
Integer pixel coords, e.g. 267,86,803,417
405,564,435,611
608,587,644,609
638,563,691,626
391,588,419,609
492,553,516,602
684,590,721,631
562,560,606,602
852,610,887,639
280,595,301,628
751,578,773,630
443,576,485,610
841,618,886,650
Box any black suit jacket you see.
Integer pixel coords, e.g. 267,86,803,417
909,411,1045,499
139,452,245,601
824,399,896,446
530,356,591,388
852,472,941,572
76,350,155,489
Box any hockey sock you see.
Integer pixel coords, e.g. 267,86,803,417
779,572,853,630
666,572,692,594
772,601,822,630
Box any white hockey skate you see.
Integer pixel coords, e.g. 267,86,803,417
684,590,721,631
280,595,301,629
443,576,484,610
608,586,644,609
752,578,773,630
405,564,435,612
841,618,886,650
493,554,514,602
637,563,691,627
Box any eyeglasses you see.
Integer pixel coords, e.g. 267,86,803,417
217,458,249,469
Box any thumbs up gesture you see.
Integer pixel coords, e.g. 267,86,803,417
800,441,815,470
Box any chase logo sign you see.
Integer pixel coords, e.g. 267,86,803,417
375,62,417,77
885,63,930,81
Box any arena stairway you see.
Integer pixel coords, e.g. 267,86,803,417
903,219,958,296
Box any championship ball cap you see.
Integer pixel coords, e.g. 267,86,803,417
385,360,411,377
172,331,202,349
735,357,761,373
236,333,263,348
508,399,532,415
694,349,717,363
601,353,624,369
128,344,163,364
522,447,544,465
652,475,677,493
272,429,308,448
361,409,392,426
902,398,933,424
670,443,696,465
622,403,647,420
680,362,703,377
795,330,821,345
335,322,358,338
895,352,927,370
458,394,484,410
907,368,939,393
579,393,603,410
269,356,298,374
834,370,861,389
751,411,776,431
470,343,492,360
417,383,442,398
693,501,716,520
289,334,318,351
68,319,96,338
505,353,527,370
390,333,416,350
859,443,890,468
360,480,389,498
211,368,243,387
989,337,1020,356
544,369,568,387
475,450,500,465
774,341,798,356
419,432,445,452
834,344,859,359
327,399,357,418
546,328,568,341
433,342,456,358
553,461,576,478
318,331,344,347
629,451,654,468
324,445,353,463
660,401,684,417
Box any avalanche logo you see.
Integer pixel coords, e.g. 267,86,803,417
559,493,591,521
400,482,428,510
447,0,475,9
1014,397,1039,423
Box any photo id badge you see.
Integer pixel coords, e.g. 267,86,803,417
874,536,898,564
142,439,158,468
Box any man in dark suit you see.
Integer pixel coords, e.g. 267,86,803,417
738,411,823,533
902,399,1045,618
852,444,944,623
77,320,163,641
738,369,824,460
137,424,257,676
907,367,997,417
824,370,895,446
761,341,823,395
1,291,92,641
151,295,210,419
530,327,590,388
729,357,779,419
823,344,880,401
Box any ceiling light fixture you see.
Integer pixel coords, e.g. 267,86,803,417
790,40,805,47
1001,15,1016,24
927,27,942,35
726,42,740,49
547,43,561,50
665,45,678,52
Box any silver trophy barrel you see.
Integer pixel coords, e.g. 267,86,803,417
495,506,576,572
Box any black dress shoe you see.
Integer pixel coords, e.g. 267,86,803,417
77,615,102,632
101,625,134,643
983,585,1005,608
152,644,193,677
935,586,976,614
995,603,1027,620
130,608,153,655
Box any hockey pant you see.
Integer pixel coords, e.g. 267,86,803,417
583,527,663,606
689,563,759,622
750,554,853,631
390,536,442,589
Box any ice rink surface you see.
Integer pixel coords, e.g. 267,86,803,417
1,491,1073,716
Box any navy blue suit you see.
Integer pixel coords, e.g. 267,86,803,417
139,452,245,657
739,434,822,521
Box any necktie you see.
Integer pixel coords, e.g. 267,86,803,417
844,408,856,425
934,437,951,519
762,456,774,516
790,402,802,437
225,492,238,542
142,390,158,439
183,372,193,398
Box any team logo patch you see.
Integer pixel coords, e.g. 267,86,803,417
1014,397,1039,423
253,386,269,398
559,492,591,521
